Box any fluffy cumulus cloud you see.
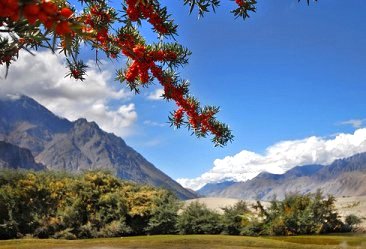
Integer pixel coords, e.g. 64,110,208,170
147,88,164,100
177,128,366,190
0,50,137,137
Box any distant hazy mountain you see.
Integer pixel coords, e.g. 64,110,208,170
0,95,196,199
198,153,366,200
0,141,45,170
197,181,236,197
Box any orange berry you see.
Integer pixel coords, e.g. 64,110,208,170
7,0,19,11
41,1,57,16
23,4,40,16
55,21,71,35
38,12,49,23
9,11,19,21
60,7,73,18
44,18,54,29
26,15,38,24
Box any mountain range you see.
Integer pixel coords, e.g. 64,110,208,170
0,95,196,199
197,153,366,200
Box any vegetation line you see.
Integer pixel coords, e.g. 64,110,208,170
0,170,362,240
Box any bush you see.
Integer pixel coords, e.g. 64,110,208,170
221,201,251,235
145,192,182,235
344,214,363,232
177,201,223,234
0,170,179,239
240,218,264,236
345,214,362,227
254,191,345,235
77,222,97,239
97,220,132,238
0,220,19,239
53,228,77,240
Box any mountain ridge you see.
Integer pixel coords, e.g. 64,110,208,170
198,153,366,200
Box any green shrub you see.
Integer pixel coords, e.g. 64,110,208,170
0,220,19,239
145,192,181,235
97,220,132,237
254,191,345,235
77,222,97,238
344,214,363,232
0,170,179,239
53,228,77,240
221,201,251,235
177,201,223,234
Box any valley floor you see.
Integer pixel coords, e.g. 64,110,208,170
0,235,366,249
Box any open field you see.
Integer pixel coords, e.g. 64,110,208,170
0,235,366,249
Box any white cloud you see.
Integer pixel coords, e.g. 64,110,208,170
339,119,365,128
147,88,164,101
0,50,137,137
143,120,167,127
177,128,366,190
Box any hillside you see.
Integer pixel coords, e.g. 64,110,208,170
0,95,196,199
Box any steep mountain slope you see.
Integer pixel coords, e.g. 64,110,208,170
0,95,196,199
0,141,45,170
199,155,366,200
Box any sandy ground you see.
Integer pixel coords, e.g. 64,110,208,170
185,196,366,229
336,196,366,229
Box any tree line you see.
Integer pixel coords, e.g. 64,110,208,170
0,170,361,239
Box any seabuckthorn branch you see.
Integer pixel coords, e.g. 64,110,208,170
0,0,316,146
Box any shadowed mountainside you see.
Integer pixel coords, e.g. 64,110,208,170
0,141,45,170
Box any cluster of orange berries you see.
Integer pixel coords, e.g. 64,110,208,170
173,108,184,126
125,0,168,34
117,32,178,84
149,63,218,135
0,0,74,35
125,49,177,83
83,5,113,45
115,35,210,132
0,0,19,21
113,30,219,135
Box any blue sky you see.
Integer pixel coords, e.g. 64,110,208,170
124,0,366,180
2,0,366,189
